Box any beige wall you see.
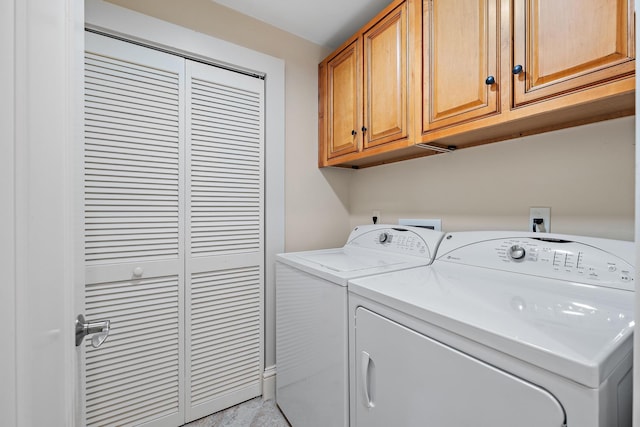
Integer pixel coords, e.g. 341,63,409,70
106,0,353,252
350,116,635,241
102,0,636,251
103,1,637,248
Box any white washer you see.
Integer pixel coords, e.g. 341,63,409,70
348,231,635,427
275,224,444,427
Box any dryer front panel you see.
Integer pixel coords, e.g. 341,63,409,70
354,307,566,427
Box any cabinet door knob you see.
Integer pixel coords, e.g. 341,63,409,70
512,64,523,75
351,129,357,136
361,126,367,132
485,76,495,85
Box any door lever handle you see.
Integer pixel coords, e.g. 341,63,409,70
75,314,110,348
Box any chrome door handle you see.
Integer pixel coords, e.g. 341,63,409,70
75,314,110,348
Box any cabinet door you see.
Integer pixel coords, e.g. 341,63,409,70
363,2,409,149
354,307,566,427
326,41,362,159
423,0,499,132
513,0,635,106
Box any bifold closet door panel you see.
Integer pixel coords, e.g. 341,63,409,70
185,60,265,422
85,31,266,426
84,32,186,427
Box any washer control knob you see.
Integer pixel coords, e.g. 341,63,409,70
508,245,526,260
379,232,389,244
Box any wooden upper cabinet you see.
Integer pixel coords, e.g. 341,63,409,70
423,0,499,132
319,0,414,167
363,1,409,148
513,0,635,106
326,40,362,159
318,0,634,168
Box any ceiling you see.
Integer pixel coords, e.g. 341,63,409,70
211,0,393,49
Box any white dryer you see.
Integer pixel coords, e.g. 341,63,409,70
275,224,444,427
348,231,635,427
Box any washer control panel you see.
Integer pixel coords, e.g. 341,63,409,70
507,245,526,260
438,234,635,291
346,225,445,260
368,230,429,255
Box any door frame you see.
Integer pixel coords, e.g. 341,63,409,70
1,0,84,425
85,0,285,401
634,3,639,426
0,0,17,423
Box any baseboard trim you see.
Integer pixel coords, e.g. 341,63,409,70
262,365,276,401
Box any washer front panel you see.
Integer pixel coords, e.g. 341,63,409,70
276,263,348,427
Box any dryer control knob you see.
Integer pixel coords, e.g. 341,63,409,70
508,245,526,260
379,232,389,244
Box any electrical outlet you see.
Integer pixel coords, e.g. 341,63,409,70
529,207,551,233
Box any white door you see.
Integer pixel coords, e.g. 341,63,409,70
83,32,264,426
84,32,186,427
185,60,264,420
354,307,566,427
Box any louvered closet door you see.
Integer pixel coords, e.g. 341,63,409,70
84,32,186,427
185,60,265,422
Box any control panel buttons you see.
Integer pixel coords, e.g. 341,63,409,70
442,236,634,291
508,245,526,261
347,229,436,259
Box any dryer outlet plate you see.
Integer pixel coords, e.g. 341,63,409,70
399,218,442,231
529,207,551,233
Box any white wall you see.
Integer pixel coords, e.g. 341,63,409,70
350,117,635,241
106,0,353,253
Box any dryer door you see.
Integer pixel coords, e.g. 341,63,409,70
354,308,566,427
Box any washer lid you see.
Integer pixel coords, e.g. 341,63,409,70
277,246,425,286
276,224,445,286
348,263,635,388
296,250,405,272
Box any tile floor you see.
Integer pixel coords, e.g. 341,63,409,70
183,398,290,427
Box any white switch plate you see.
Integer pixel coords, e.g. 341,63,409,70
399,218,442,231
529,207,551,233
